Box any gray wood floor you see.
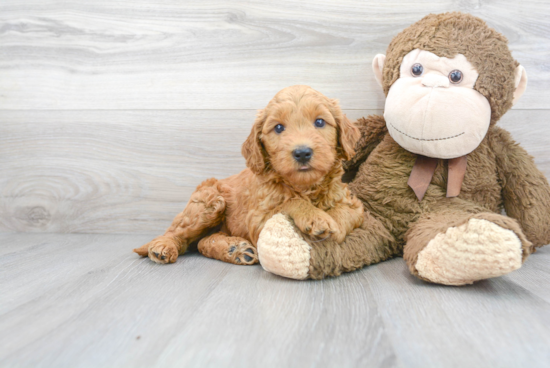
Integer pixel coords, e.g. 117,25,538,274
1,232,549,368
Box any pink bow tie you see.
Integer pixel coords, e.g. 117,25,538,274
407,155,468,201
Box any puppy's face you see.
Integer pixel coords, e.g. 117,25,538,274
242,85,359,187
261,95,338,186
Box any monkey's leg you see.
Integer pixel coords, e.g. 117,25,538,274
133,178,226,264
198,232,258,265
257,212,400,280
404,210,534,285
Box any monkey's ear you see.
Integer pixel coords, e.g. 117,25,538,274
512,65,528,106
241,109,267,174
372,54,386,88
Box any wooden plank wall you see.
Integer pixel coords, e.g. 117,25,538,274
1,0,549,234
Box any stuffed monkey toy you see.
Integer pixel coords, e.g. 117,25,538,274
256,12,550,285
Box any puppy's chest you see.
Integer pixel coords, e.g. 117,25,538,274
238,183,333,213
307,194,334,211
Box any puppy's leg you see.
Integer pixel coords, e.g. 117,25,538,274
134,178,226,264
281,199,338,239
326,195,364,243
198,232,258,265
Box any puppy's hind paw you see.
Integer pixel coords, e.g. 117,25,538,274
228,240,258,265
197,234,258,265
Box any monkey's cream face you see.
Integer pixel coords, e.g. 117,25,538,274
384,49,491,159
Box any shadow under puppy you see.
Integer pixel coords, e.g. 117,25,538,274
134,85,363,265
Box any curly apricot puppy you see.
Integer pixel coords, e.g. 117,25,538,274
134,85,363,265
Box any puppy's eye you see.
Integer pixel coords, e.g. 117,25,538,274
449,70,463,84
314,119,326,128
411,63,423,77
274,124,285,134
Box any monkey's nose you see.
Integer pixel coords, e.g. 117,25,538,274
422,73,449,88
292,146,313,164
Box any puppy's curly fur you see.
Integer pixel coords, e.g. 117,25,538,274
134,85,363,265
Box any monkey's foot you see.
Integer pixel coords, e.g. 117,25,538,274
415,219,523,285
257,214,311,280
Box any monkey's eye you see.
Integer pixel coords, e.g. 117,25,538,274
449,70,463,84
274,124,285,134
314,119,326,128
411,63,423,77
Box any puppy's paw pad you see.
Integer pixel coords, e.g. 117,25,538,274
244,254,254,262
227,239,258,265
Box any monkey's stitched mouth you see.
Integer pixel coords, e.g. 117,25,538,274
389,123,465,141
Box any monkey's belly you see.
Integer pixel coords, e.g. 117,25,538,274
349,136,502,239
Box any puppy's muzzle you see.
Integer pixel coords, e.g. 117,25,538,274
292,146,313,164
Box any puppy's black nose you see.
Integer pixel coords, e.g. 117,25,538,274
292,146,313,164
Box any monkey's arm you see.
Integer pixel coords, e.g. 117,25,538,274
489,126,550,248
342,115,388,182
257,211,400,280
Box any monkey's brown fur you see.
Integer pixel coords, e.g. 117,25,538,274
134,85,363,265
301,13,550,280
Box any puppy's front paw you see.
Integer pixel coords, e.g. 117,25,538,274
294,211,338,239
330,228,346,244
134,236,179,264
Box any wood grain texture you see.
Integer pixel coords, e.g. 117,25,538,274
1,2,549,366
367,249,550,368
0,109,258,233
0,0,548,110
1,109,548,234
0,232,549,367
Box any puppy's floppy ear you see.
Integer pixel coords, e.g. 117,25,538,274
330,99,360,160
241,109,268,174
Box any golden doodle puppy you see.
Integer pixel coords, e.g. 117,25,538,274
134,85,364,265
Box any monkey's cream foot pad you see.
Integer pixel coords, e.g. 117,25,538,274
257,214,311,280
415,218,523,285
